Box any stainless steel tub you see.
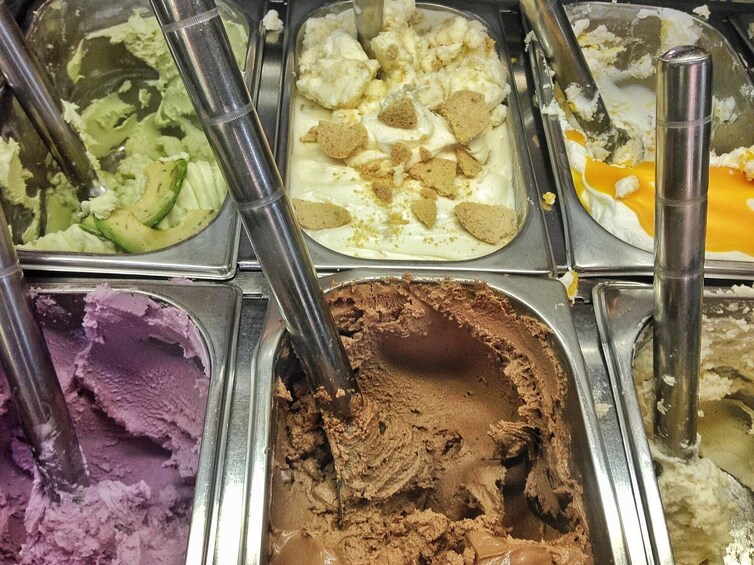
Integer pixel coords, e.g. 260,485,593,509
529,2,754,278
25,279,243,565
240,0,554,274
232,270,630,565
593,281,754,564
0,0,261,279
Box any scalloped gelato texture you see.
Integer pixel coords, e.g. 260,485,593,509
268,280,593,564
290,0,519,260
0,287,209,564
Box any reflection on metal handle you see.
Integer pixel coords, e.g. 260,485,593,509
0,206,89,493
653,45,712,460
520,0,629,161
353,0,382,56
0,0,100,199
148,0,358,417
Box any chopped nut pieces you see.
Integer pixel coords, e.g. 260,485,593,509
419,147,433,162
391,141,412,165
411,199,437,228
371,178,394,203
315,120,368,159
292,198,351,230
378,97,417,129
455,202,516,244
440,90,490,145
409,157,457,197
456,147,482,177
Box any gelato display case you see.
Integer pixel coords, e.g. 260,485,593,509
593,281,754,564
222,271,632,564
239,0,554,275
529,2,754,278
0,0,261,279
0,279,242,564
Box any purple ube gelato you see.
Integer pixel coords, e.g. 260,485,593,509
0,286,209,564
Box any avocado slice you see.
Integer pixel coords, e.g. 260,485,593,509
77,158,186,236
130,158,187,227
95,208,214,253
79,214,101,235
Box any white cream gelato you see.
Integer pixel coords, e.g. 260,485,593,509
633,307,754,564
289,0,517,261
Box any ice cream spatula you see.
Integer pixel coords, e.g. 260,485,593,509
653,45,754,552
0,203,88,495
149,0,430,511
353,0,382,57
0,0,103,205
521,0,638,164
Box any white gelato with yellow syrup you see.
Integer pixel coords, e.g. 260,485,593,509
552,7,754,261
2,10,247,254
289,0,518,261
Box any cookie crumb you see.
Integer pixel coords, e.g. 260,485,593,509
378,97,417,129
316,120,368,159
301,125,319,143
371,177,394,203
456,147,482,177
455,202,516,244
420,187,438,201
440,90,490,145
542,192,556,206
292,198,351,230
419,146,433,162
411,199,437,228
391,141,412,165
409,157,457,197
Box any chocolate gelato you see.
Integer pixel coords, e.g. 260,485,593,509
268,279,593,564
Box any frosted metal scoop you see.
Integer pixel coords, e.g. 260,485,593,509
353,0,382,56
0,204,88,494
521,0,635,163
0,0,103,204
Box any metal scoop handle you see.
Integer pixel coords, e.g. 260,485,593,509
0,205,88,493
0,0,100,200
521,0,630,161
653,46,712,459
148,0,358,417
353,0,382,56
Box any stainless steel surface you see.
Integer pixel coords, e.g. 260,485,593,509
593,282,754,564
239,270,630,565
24,278,243,565
151,0,358,416
353,0,382,55
0,0,100,204
653,46,711,459
240,0,554,275
520,0,630,163
529,2,754,278
0,206,88,493
0,0,258,279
